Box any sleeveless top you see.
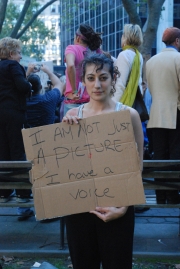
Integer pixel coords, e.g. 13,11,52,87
77,102,127,118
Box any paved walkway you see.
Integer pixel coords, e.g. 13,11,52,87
0,206,179,258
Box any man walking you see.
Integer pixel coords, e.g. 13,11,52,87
146,27,180,204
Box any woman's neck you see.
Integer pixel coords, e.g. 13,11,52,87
83,98,116,116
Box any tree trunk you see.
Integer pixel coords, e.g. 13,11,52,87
10,0,31,38
16,0,58,39
141,0,166,80
0,0,8,34
122,0,166,80
122,0,142,27
141,0,166,56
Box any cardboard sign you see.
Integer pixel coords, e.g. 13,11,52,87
22,110,145,220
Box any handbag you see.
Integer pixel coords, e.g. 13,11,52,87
132,86,149,122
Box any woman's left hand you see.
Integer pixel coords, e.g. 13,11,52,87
62,114,80,124
90,206,128,222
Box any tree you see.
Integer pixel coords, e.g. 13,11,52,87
0,0,58,38
122,0,166,78
0,0,8,34
0,0,58,60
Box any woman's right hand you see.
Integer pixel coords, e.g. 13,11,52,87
62,114,80,125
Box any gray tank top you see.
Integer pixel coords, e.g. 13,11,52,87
77,102,127,118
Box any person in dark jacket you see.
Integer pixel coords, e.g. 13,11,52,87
0,37,33,220
26,63,63,127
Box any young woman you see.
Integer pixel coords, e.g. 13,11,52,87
63,53,143,269
64,23,102,115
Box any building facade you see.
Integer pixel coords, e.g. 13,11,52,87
60,0,180,65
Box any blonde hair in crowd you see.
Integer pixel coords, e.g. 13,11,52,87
123,24,143,47
0,37,22,59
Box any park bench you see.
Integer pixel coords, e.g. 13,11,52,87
0,160,179,249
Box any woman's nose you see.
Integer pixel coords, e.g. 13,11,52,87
94,78,100,88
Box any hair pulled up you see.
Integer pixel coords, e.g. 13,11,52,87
79,24,102,51
0,37,22,59
81,53,120,95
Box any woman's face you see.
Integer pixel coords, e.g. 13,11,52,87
83,63,113,101
9,49,22,62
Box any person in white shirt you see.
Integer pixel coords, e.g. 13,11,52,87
112,24,143,102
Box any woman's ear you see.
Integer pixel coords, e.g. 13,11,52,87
9,51,14,59
113,74,117,83
82,81,86,87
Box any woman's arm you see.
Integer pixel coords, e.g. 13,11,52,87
91,108,143,222
66,53,79,100
129,107,144,170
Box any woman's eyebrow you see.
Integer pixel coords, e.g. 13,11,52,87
86,73,95,76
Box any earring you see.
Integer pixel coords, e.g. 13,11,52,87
110,88,114,95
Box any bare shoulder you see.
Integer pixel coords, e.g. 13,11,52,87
66,107,79,117
125,106,141,123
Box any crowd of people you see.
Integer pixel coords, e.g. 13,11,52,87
0,23,180,268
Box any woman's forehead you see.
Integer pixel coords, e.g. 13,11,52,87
85,63,110,74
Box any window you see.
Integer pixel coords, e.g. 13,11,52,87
80,14,84,23
174,4,180,18
102,2,107,13
102,13,108,25
116,6,123,20
103,25,108,35
102,36,108,51
90,18,95,28
96,5,101,16
109,34,115,50
96,15,101,27
52,45,57,54
116,20,122,32
116,0,122,6
109,0,114,10
109,9,115,23
51,5,56,13
85,11,89,21
109,23,115,33
51,19,56,28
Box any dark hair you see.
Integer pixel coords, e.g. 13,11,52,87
27,74,41,94
79,24,102,51
81,53,120,95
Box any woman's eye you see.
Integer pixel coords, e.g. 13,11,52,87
87,77,94,81
100,77,108,81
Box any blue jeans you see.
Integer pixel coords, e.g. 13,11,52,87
64,103,81,116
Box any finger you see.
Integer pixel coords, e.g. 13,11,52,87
95,207,109,213
90,210,106,221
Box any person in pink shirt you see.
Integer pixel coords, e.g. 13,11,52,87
64,24,102,115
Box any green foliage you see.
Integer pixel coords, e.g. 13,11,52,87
0,0,56,60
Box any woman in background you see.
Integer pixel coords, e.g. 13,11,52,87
0,37,33,220
64,23,102,115
112,24,143,105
